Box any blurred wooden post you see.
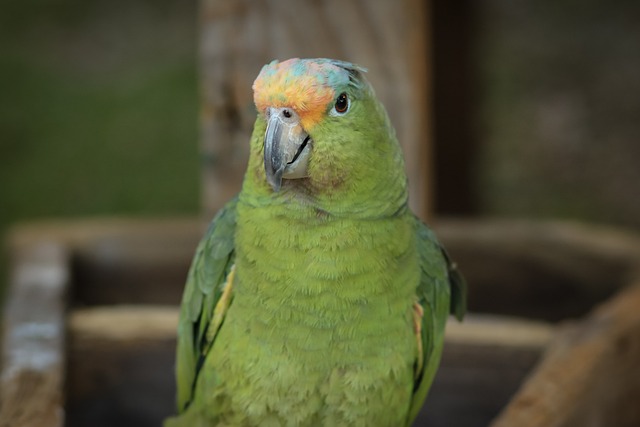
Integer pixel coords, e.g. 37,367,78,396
431,0,478,215
0,242,69,427
491,284,640,427
200,0,435,222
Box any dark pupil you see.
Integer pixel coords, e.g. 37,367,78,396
335,93,348,112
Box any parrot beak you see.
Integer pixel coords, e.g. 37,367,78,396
263,107,312,191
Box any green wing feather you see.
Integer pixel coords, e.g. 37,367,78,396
175,198,238,413
407,218,467,425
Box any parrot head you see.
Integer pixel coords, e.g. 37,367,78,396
249,58,407,216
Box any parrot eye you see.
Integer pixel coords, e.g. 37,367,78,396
330,92,350,116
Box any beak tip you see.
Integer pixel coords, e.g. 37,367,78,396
270,181,282,192
266,169,283,192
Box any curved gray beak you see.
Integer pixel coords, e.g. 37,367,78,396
263,107,312,191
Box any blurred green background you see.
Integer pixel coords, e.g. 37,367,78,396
0,0,200,290
1,0,639,293
0,0,200,221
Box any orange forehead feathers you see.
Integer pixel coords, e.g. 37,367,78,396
253,58,350,130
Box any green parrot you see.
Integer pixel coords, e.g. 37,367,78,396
165,58,466,427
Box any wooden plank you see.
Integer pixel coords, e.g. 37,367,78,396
8,219,203,306
0,242,69,427
200,0,434,221
7,218,203,256
65,306,178,427
435,219,640,321
9,217,640,314
491,284,640,427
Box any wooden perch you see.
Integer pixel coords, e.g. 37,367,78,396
491,284,640,427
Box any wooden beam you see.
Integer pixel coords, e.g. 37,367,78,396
0,243,69,427
491,284,640,427
65,306,178,427
430,0,478,215
435,219,640,321
7,219,202,306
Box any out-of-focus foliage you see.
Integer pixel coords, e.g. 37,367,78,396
0,0,199,227
0,0,199,292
